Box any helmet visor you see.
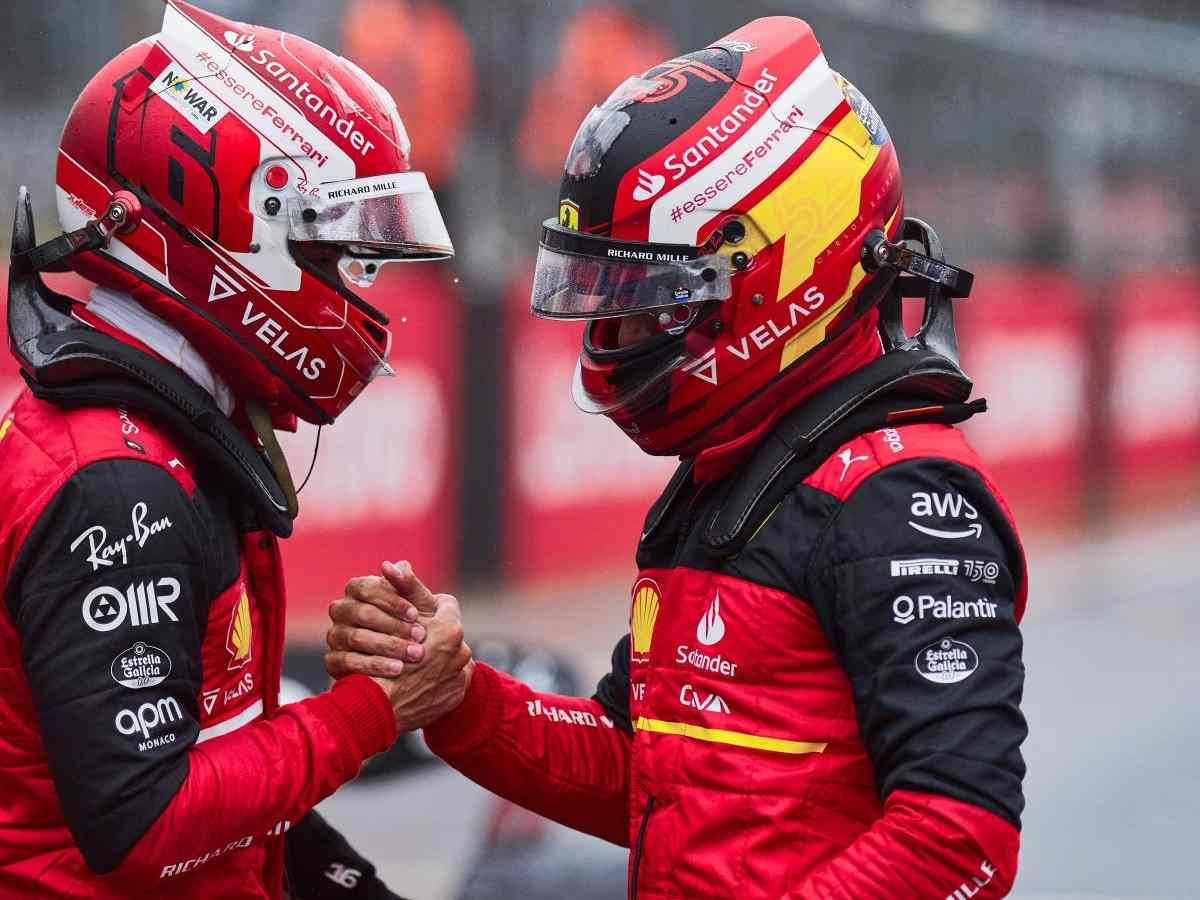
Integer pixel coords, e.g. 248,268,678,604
531,220,732,320
287,172,454,259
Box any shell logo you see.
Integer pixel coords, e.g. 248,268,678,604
631,579,661,660
225,586,253,671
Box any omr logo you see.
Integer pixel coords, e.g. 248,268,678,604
633,168,666,202
696,592,726,646
82,578,182,632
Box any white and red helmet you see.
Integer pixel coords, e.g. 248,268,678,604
54,0,453,424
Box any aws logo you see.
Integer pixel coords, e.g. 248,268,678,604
630,579,661,663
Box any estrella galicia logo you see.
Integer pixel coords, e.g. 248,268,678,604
915,638,979,684
111,642,172,689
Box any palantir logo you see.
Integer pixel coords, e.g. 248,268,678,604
633,168,666,201
696,592,726,646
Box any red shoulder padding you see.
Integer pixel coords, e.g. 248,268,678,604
804,423,1028,623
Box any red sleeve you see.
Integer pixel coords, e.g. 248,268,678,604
423,663,631,846
789,790,1019,899
110,675,396,881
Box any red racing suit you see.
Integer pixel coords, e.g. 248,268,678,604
0,381,398,898
426,418,1027,898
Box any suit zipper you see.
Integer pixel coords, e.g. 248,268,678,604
630,796,655,899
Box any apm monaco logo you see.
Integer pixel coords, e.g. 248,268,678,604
632,168,666,201
114,696,184,751
631,579,661,662
696,592,726,646
916,638,979,685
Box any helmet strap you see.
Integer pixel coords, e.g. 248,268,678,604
14,189,142,273
245,399,300,519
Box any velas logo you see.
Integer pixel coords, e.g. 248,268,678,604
631,579,661,662
684,284,827,386
633,168,666,202
240,300,327,381
695,592,726,646
223,30,255,51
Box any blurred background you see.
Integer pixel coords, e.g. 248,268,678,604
2,0,1199,897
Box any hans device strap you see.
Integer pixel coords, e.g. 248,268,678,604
8,186,294,537
640,348,986,559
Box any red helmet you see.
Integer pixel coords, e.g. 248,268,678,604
53,0,452,424
531,17,903,456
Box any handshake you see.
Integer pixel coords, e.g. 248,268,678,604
325,561,473,732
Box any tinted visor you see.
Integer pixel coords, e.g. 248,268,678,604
531,220,732,320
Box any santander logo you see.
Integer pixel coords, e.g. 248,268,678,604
223,30,255,52
696,593,726,646
633,168,666,202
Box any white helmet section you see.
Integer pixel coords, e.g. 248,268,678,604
646,52,850,245
153,4,357,292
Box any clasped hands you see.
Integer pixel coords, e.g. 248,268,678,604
325,561,472,732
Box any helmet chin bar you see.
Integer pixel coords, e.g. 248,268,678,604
862,217,973,366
